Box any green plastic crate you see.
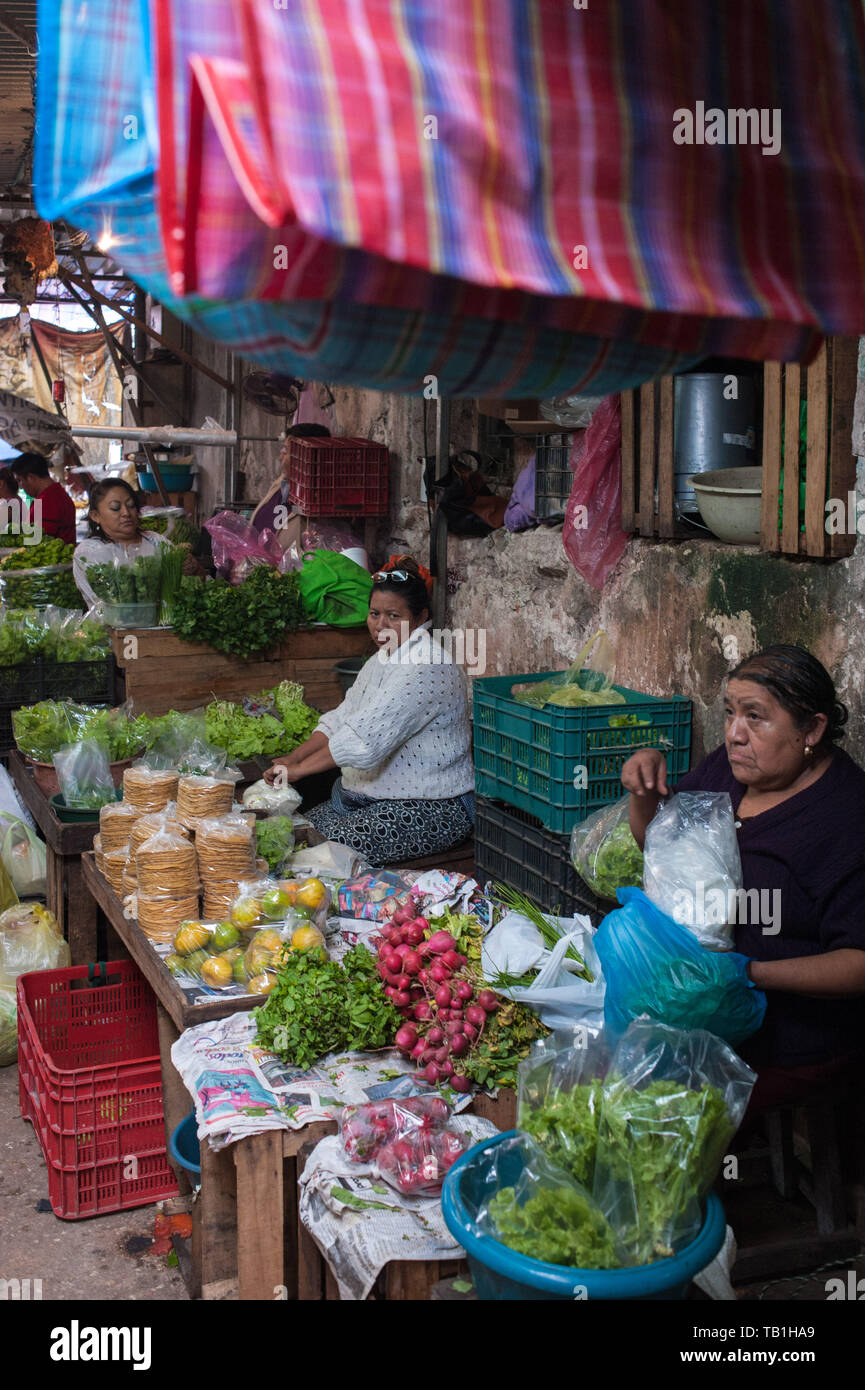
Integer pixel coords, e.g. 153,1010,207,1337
473,670,692,834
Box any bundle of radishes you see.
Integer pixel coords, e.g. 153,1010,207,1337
374,906,500,1091
340,1096,468,1195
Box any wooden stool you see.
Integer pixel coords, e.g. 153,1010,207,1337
395,837,475,877
731,1085,862,1282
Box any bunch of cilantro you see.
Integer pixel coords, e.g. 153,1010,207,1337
171,566,304,658
253,945,401,1071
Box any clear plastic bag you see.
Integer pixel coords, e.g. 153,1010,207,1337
570,795,644,901
254,815,295,875
592,1019,755,1264
539,393,606,430
0,815,44,898
483,914,606,1033
516,1033,611,1187
0,902,70,991
594,886,767,1045
376,1123,470,1196
241,778,302,814
476,1131,622,1269
513,630,626,709
52,739,116,811
144,708,229,777
643,792,742,951
340,1096,451,1163
135,828,199,897
0,987,16,1067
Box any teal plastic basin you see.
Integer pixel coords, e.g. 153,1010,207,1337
441,1130,726,1301
169,1112,201,1176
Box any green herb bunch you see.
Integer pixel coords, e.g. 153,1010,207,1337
85,552,164,603
255,816,295,874
171,566,304,658
488,1184,620,1269
253,945,401,1072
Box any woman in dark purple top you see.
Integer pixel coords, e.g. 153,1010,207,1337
621,646,865,1113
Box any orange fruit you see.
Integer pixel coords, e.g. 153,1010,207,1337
253,928,284,954
295,877,328,912
174,923,212,956
291,925,325,953
231,897,262,930
247,974,274,995
200,955,233,988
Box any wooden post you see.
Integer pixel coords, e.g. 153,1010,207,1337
657,376,675,538
433,396,450,629
638,382,655,535
760,362,783,552
804,345,829,556
620,389,636,531
235,1132,285,1300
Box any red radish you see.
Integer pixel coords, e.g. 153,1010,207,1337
466,1005,486,1028
450,1074,471,1093
405,924,425,946
395,1026,417,1052
434,1046,449,1064
420,1047,435,1065
402,951,422,976
449,1034,468,1057
418,968,430,985
427,1026,444,1046
455,954,467,968
449,1008,463,1022
393,906,414,925
393,990,410,1008
429,963,449,984
434,985,452,1008
477,990,499,1013
423,1062,441,1084
442,950,460,970
423,930,455,956
413,916,431,933
385,986,396,999
414,1001,432,1021
440,1060,455,1079
410,1040,426,1061
385,952,402,974
462,1022,478,1042
385,972,403,988
395,943,413,960
387,928,404,946
455,981,473,1001
396,973,410,991
437,1008,451,1021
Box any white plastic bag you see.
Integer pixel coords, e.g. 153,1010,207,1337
242,778,302,814
0,762,35,829
0,815,47,898
643,792,742,951
482,910,606,1033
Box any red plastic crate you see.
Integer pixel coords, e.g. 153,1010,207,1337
286,436,389,516
16,960,179,1219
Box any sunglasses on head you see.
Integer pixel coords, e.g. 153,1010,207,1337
372,569,410,583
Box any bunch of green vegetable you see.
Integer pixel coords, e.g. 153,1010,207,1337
85,552,164,604
255,816,295,874
253,945,401,1071
12,700,147,763
138,516,169,534
518,1080,603,1186
0,608,110,669
575,821,644,901
170,566,304,658
493,884,594,981
0,537,73,569
595,1078,732,1263
158,544,185,625
487,1183,620,1269
205,680,319,759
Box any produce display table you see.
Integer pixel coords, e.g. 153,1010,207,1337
8,750,100,963
112,624,372,715
80,851,515,1301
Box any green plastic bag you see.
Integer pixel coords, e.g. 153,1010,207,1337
514,630,626,709
295,550,373,627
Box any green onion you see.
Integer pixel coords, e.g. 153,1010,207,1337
492,883,594,982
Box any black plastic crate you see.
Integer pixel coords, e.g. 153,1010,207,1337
473,794,607,924
0,657,116,753
533,436,574,521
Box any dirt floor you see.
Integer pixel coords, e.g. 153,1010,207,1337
0,1062,189,1302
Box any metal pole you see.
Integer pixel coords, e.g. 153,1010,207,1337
67,424,239,446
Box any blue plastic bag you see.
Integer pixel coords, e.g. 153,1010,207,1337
595,888,767,1046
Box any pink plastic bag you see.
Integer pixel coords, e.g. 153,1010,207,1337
562,396,629,589
204,511,284,583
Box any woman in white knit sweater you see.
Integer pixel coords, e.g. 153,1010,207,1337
264,559,474,865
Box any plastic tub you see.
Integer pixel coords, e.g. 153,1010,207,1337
441,1130,726,1301
50,790,122,823
102,601,159,629
169,1112,201,1176
140,466,194,493
334,655,368,694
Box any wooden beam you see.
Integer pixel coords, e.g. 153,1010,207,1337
656,376,675,538
638,382,655,536
61,270,233,393
71,253,171,506
781,362,802,554
827,336,859,559
803,343,828,557
620,390,636,531
760,362,782,552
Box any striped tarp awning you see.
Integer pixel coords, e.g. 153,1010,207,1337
34,0,865,395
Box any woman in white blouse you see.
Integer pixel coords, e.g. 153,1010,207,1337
264,558,474,865
72,479,201,608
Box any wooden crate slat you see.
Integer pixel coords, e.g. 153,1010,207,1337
803,343,829,556
760,362,783,552
657,376,675,538
620,389,636,531
827,336,860,559
638,382,656,536
781,362,802,554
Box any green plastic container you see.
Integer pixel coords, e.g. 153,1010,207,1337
50,789,122,822
473,671,692,834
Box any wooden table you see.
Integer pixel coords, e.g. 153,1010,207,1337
81,852,515,1300
112,624,372,715
9,750,101,963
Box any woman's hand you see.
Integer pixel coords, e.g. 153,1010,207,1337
621,748,670,796
622,748,670,850
263,754,301,786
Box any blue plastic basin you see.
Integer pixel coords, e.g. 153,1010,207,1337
169,1112,201,1176
441,1130,726,1301
140,466,193,493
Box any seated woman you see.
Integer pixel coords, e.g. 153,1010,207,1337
265,559,474,866
622,645,865,1117
72,478,200,608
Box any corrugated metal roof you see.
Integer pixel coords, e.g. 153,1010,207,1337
0,2,37,193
